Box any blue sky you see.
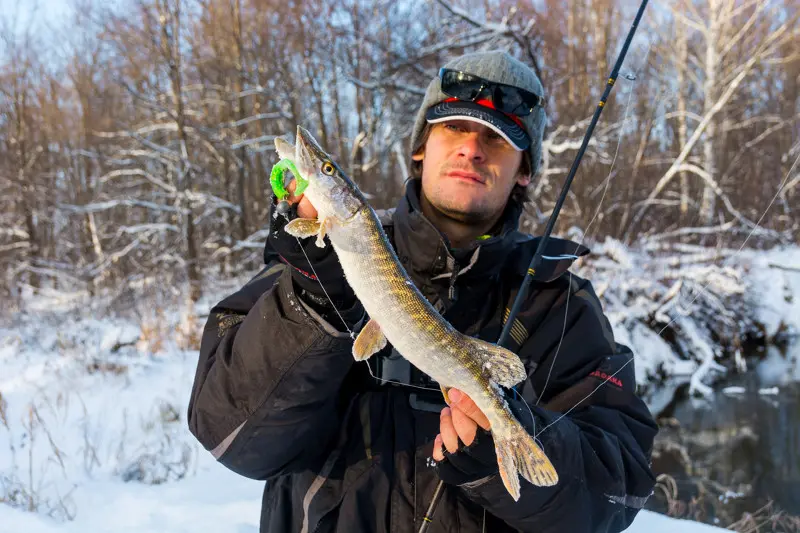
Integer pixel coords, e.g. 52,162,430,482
0,0,70,32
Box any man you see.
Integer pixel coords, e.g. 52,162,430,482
188,50,658,532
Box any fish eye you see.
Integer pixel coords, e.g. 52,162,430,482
321,161,336,175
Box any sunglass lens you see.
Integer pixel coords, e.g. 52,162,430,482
493,85,525,115
441,70,484,100
518,90,542,114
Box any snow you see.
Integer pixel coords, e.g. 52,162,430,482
744,247,800,338
580,241,800,398
3,244,800,532
757,343,800,386
0,465,262,533
0,468,723,533
722,386,746,395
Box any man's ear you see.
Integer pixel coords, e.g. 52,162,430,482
515,173,531,187
411,149,424,162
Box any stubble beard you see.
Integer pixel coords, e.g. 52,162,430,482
430,196,493,224
429,164,499,224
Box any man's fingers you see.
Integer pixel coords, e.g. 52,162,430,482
285,179,301,202
433,434,444,461
448,389,491,431
440,407,459,454
284,180,303,204
435,395,487,462
451,405,478,446
296,198,317,219
284,180,318,219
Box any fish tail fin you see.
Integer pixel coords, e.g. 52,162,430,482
494,422,559,501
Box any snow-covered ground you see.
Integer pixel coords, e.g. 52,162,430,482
1,244,799,533
0,464,725,533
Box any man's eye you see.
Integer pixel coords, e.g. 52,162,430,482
487,130,503,141
445,124,464,132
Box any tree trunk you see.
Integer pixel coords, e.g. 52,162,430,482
677,3,690,223
233,0,248,241
162,0,201,302
699,0,721,226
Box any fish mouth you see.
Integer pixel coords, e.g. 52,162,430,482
295,126,322,179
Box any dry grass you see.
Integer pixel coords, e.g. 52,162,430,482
728,502,800,533
0,390,8,430
136,307,166,354
175,299,202,351
1,401,76,521
652,473,800,532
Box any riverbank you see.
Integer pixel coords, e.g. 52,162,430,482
1,243,798,530
577,241,800,397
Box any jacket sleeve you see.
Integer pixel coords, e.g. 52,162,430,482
462,278,658,532
187,259,360,480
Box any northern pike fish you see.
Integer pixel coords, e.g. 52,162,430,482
275,126,558,500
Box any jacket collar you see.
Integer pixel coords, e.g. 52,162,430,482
391,179,589,290
391,179,523,286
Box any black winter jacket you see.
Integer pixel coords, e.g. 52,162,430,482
188,180,658,532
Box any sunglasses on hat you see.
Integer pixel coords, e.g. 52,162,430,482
438,68,545,117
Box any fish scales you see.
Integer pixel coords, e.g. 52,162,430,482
330,210,485,397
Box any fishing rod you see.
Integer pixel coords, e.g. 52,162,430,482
418,1,650,530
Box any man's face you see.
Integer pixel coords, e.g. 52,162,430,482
412,120,530,225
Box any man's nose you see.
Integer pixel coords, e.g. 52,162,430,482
456,133,486,162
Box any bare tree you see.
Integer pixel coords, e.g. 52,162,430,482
628,0,799,238
1,0,798,299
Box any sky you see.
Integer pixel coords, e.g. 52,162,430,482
0,0,70,33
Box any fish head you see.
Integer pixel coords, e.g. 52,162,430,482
294,126,366,221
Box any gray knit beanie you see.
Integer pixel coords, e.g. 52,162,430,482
409,50,546,176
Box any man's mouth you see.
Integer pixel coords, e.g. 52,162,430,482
447,170,486,184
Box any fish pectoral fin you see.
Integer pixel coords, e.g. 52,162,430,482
352,318,387,361
315,218,331,248
440,385,451,405
467,338,527,388
284,217,322,239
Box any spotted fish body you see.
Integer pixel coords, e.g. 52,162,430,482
278,126,558,500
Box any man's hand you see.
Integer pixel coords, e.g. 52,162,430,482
433,388,491,461
285,180,318,219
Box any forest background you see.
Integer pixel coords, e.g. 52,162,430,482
1,0,798,303
2,0,800,531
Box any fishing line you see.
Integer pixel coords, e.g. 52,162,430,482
534,147,800,441
533,26,793,436
365,368,442,392
296,235,440,393
655,149,800,338
535,39,648,409
295,236,355,340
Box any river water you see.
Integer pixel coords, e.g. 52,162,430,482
649,341,800,520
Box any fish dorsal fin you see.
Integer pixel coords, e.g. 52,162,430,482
466,337,527,388
353,318,387,361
